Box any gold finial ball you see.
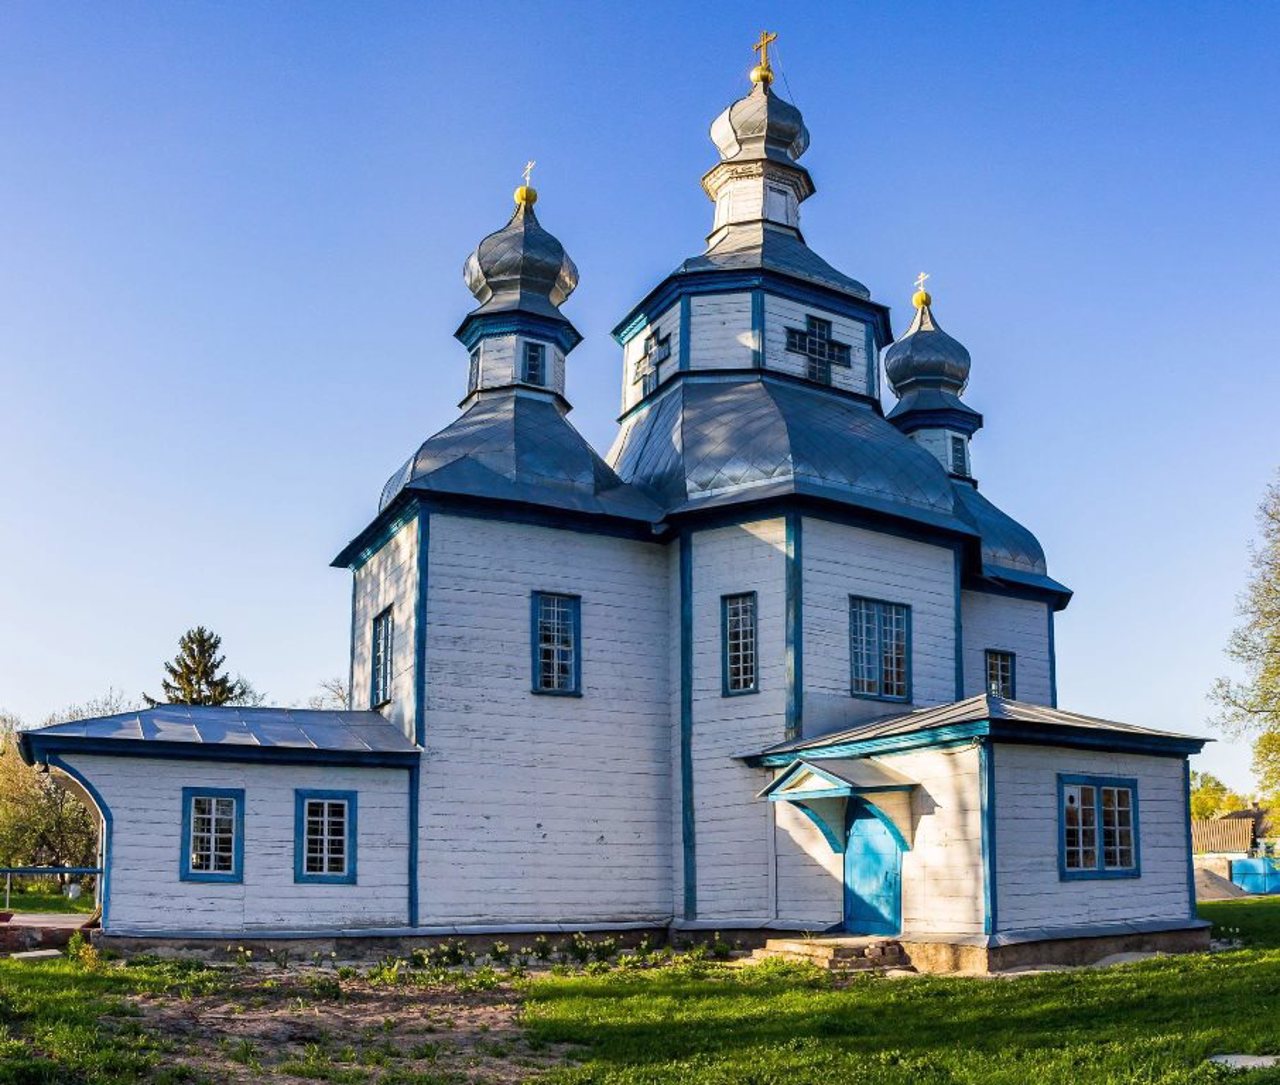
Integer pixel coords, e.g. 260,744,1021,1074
513,184,538,207
750,63,774,86
912,289,932,309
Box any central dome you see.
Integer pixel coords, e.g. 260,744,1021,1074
709,82,810,164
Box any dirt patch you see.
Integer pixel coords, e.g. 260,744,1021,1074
127,968,569,1083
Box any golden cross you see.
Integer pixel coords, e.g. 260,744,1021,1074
914,271,930,293
753,30,777,69
522,160,536,186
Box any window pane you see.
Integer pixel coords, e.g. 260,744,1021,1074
723,594,756,693
188,793,237,875
536,594,578,692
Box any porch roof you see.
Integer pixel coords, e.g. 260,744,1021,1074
742,694,1209,766
17,706,421,769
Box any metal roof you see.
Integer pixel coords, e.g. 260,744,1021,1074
674,223,870,299
759,694,1205,758
951,481,1070,599
709,81,810,164
609,374,974,531
462,201,578,322
18,705,419,765
883,301,972,395
380,390,662,523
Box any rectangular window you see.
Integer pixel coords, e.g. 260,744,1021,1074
985,649,1016,698
1060,775,1139,879
531,591,581,695
721,592,758,695
371,606,394,707
181,787,244,883
950,435,968,476
294,790,358,884
468,347,481,393
849,597,911,701
522,341,546,385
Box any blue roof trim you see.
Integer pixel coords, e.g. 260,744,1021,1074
889,404,985,437
612,268,892,350
333,495,421,571
23,735,420,768
454,310,582,354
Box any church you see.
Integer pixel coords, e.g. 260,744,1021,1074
19,40,1209,970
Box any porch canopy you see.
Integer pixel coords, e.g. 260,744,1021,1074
758,757,917,853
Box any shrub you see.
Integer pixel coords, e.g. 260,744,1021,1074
532,934,553,960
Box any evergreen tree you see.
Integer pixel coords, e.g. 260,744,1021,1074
1212,473,1280,798
144,626,255,707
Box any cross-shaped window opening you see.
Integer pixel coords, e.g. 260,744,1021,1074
785,315,851,385
634,332,671,396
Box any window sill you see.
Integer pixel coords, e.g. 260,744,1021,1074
294,873,358,886
849,691,911,704
722,687,760,698
371,699,392,710
530,688,583,698
180,871,243,884
1059,868,1141,882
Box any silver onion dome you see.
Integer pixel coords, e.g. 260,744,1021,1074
709,81,810,164
884,292,972,394
462,190,578,319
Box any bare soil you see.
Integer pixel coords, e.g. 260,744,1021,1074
128,968,569,1084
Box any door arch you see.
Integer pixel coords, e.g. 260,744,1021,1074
843,798,902,935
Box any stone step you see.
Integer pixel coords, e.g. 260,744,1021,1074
749,938,909,973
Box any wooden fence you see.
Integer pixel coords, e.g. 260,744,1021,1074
1191,818,1253,855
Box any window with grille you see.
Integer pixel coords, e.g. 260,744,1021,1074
985,649,1016,698
468,347,481,393
722,592,758,695
295,791,357,884
785,315,852,384
181,788,243,882
1060,776,1138,879
522,341,546,385
950,435,968,476
371,607,394,707
849,597,910,701
532,592,581,694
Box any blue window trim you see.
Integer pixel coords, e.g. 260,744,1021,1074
984,648,1017,699
721,591,759,697
530,591,583,696
1057,774,1141,881
180,787,245,884
294,789,358,885
848,595,913,704
371,605,394,709
521,340,547,385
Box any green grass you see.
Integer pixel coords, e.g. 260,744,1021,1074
3,889,96,914
0,953,221,1083
1199,896,1280,948
522,902,1280,1085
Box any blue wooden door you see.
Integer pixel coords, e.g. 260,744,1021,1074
844,803,902,935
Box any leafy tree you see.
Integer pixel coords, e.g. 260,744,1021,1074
0,690,139,871
1189,770,1250,820
144,626,261,707
1212,473,1280,735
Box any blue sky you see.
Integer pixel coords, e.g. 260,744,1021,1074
1,2,1275,790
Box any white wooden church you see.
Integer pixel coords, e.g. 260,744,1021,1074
20,44,1209,969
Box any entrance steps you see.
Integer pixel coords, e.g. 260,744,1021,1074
747,935,910,974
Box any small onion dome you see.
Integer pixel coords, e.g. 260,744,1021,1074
884,294,972,395
709,81,810,165
463,188,579,319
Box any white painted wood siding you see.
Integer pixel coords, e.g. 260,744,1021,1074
773,800,842,927
689,520,787,919
802,517,957,733
887,745,985,936
993,744,1193,932
763,296,872,397
688,294,753,370
962,592,1053,704
472,335,566,399
352,516,420,739
64,754,410,934
621,303,681,413
420,515,670,924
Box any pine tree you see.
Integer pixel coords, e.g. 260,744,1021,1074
144,626,255,707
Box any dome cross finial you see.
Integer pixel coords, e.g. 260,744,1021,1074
913,271,932,309
514,159,538,208
751,30,777,85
